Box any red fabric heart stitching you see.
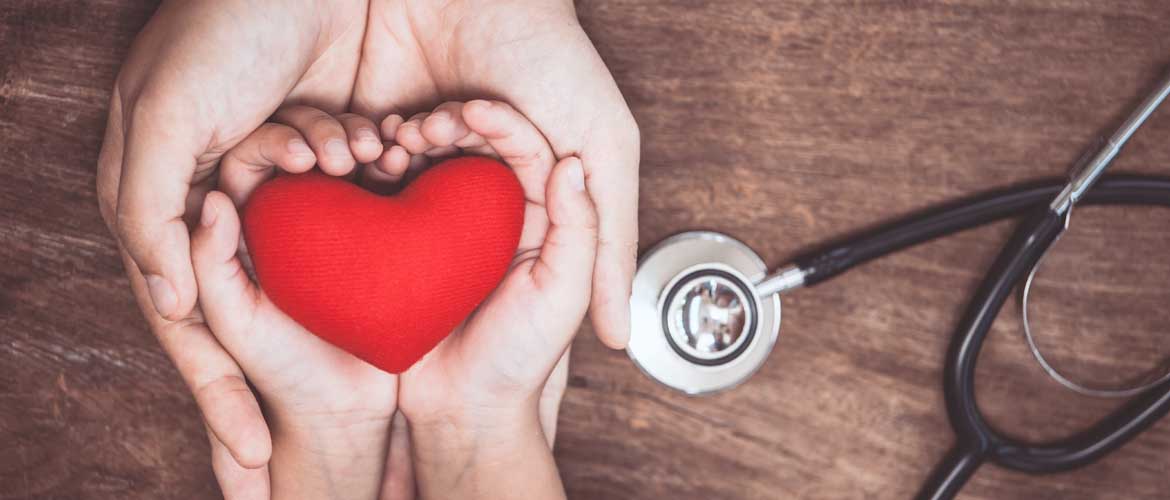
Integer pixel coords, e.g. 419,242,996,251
242,156,524,373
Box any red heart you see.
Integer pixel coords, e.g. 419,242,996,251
242,157,524,373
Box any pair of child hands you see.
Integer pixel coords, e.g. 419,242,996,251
192,100,594,499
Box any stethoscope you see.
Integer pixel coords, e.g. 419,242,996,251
627,70,1170,499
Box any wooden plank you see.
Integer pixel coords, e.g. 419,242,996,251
1,0,1168,498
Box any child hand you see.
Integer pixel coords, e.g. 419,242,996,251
191,107,404,500
386,101,599,500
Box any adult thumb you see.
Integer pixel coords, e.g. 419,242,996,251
114,104,202,320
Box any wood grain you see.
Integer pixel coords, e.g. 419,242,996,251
3,0,1170,499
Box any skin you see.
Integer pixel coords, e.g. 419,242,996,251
190,99,585,498
97,0,637,497
96,1,369,494
392,101,598,500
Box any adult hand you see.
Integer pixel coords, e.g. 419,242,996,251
352,0,641,349
96,0,368,496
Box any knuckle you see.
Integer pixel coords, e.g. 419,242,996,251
305,112,343,134
336,112,366,126
126,86,180,128
193,373,252,406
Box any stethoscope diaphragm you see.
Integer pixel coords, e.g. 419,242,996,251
628,231,781,395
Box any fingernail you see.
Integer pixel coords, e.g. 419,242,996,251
325,139,349,158
567,160,586,192
145,274,177,318
201,198,217,227
288,138,312,156
430,111,450,124
357,128,380,143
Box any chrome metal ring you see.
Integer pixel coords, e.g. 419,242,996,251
628,231,781,395
1020,209,1170,398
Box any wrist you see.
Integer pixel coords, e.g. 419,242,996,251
268,410,393,500
407,398,540,454
408,404,565,500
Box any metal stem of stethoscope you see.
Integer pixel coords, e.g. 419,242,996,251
1050,70,1170,215
754,265,806,297
752,70,1170,298
746,70,1170,399
920,70,1170,500
1015,70,1170,398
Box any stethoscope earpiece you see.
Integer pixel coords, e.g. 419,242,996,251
626,69,1170,500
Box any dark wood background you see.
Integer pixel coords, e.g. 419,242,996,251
3,0,1170,498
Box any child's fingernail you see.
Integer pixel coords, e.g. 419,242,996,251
567,159,586,192
325,139,349,158
145,274,177,318
288,138,312,156
357,128,379,143
201,198,217,227
430,111,450,124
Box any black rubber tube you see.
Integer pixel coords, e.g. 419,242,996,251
917,208,1066,499
794,176,1170,286
789,175,1170,499
916,444,986,500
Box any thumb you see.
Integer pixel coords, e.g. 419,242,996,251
531,157,599,320
114,104,203,321
190,190,262,348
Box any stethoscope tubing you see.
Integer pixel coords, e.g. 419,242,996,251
905,179,1170,500
790,176,1170,287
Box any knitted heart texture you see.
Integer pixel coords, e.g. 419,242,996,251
242,156,525,373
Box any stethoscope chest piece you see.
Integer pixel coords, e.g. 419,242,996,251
628,231,781,395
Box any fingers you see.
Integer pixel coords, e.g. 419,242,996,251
366,115,411,184
194,371,272,469
531,157,598,313
462,100,555,205
380,113,405,140
114,103,202,320
124,247,271,469
218,123,316,206
337,113,385,163
272,105,357,176
190,191,263,345
583,121,640,349
419,101,472,148
394,111,431,154
538,348,571,449
370,144,411,184
209,424,271,500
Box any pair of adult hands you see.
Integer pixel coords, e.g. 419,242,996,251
95,0,639,497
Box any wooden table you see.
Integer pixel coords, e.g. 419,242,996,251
3,1,1169,498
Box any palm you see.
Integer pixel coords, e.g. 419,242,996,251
398,255,554,414
178,2,391,416
220,271,398,415
352,0,639,352
353,0,624,156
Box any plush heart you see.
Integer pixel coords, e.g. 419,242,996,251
242,157,524,374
